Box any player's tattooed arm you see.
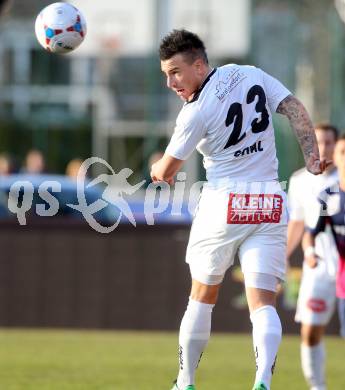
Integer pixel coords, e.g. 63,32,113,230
276,95,327,175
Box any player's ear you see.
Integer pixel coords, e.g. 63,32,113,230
193,58,204,74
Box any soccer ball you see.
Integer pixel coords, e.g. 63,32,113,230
35,2,86,54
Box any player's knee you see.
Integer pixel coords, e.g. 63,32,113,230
190,292,218,304
190,289,219,304
303,333,321,346
301,326,323,346
190,280,220,304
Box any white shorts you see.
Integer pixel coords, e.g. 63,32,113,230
186,180,288,285
295,260,336,326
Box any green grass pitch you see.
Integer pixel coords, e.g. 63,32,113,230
0,329,344,389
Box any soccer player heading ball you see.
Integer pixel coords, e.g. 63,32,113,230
150,29,329,390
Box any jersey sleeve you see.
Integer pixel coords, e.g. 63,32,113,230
288,174,305,221
165,104,206,161
260,69,291,112
307,195,328,235
307,213,327,237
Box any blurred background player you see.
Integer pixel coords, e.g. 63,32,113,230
65,158,86,180
304,134,345,341
0,152,16,175
151,29,328,390
287,123,339,390
21,149,45,174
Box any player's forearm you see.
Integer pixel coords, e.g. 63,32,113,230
303,231,319,268
150,154,184,184
303,230,316,250
276,95,320,165
286,220,305,259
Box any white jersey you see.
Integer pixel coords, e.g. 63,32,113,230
166,64,291,182
288,167,338,277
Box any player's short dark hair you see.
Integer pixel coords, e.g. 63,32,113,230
159,29,208,64
315,122,339,141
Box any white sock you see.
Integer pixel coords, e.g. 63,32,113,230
301,342,326,390
176,298,214,388
250,305,282,390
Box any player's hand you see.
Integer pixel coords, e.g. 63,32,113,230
150,174,174,185
304,254,319,268
150,163,174,185
306,153,332,175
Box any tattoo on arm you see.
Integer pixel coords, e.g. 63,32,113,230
276,95,319,163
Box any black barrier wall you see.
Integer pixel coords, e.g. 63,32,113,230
0,220,339,334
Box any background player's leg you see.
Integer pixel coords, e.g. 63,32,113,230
295,261,336,390
246,275,282,390
338,298,345,338
175,279,221,389
300,324,326,390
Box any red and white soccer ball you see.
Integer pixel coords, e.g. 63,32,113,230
35,2,87,54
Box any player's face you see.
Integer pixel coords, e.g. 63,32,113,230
161,54,205,101
333,139,345,173
315,129,336,162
